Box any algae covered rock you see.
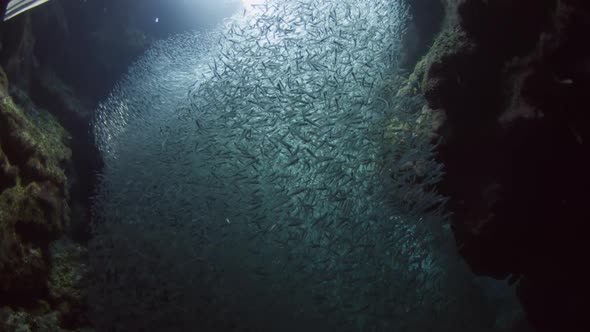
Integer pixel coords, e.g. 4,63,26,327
0,65,94,331
418,1,590,330
0,65,71,297
0,306,62,332
0,305,94,332
48,239,91,328
0,67,9,100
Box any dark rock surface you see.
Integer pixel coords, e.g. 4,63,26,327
0,66,92,331
420,0,590,330
401,0,446,69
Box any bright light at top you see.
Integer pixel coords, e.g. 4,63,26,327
242,0,267,9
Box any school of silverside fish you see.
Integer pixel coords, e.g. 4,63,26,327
90,0,505,331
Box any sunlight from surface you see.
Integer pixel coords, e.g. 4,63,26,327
242,0,267,9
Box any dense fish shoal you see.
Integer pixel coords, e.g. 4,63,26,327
90,1,522,331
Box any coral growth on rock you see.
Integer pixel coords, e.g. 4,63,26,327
0,66,92,331
0,65,71,296
418,0,590,331
47,239,91,330
0,305,94,332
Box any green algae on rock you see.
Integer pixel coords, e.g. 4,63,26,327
1,65,94,331
48,239,91,329
0,305,94,332
0,64,70,301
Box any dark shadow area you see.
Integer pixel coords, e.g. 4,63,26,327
421,0,590,330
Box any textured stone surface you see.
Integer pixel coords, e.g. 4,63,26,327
419,0,590,330
48,239,91,329
0,66,92,331
0,66,71,297
0,306,94,332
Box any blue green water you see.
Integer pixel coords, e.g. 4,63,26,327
90,1,523,331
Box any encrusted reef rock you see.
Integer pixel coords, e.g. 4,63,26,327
0,307,63,332
0,66,92,331
401,0,446,69
1,65,70,295
27,70,102,244
417,0,590,331
0,305,94,332
47,240,91,329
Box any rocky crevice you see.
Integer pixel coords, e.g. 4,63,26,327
417,0,590,330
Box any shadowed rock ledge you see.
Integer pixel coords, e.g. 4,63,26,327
0,66,93,331
415,0,590,330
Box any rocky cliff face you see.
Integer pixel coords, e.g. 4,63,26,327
416,0,590,330
0,66,92,331
0,66,71,295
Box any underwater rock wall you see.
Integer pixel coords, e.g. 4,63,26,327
0,66,92,331
0,66,70,296
0,6,105,243
401,0,445,69
418,0,590,330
